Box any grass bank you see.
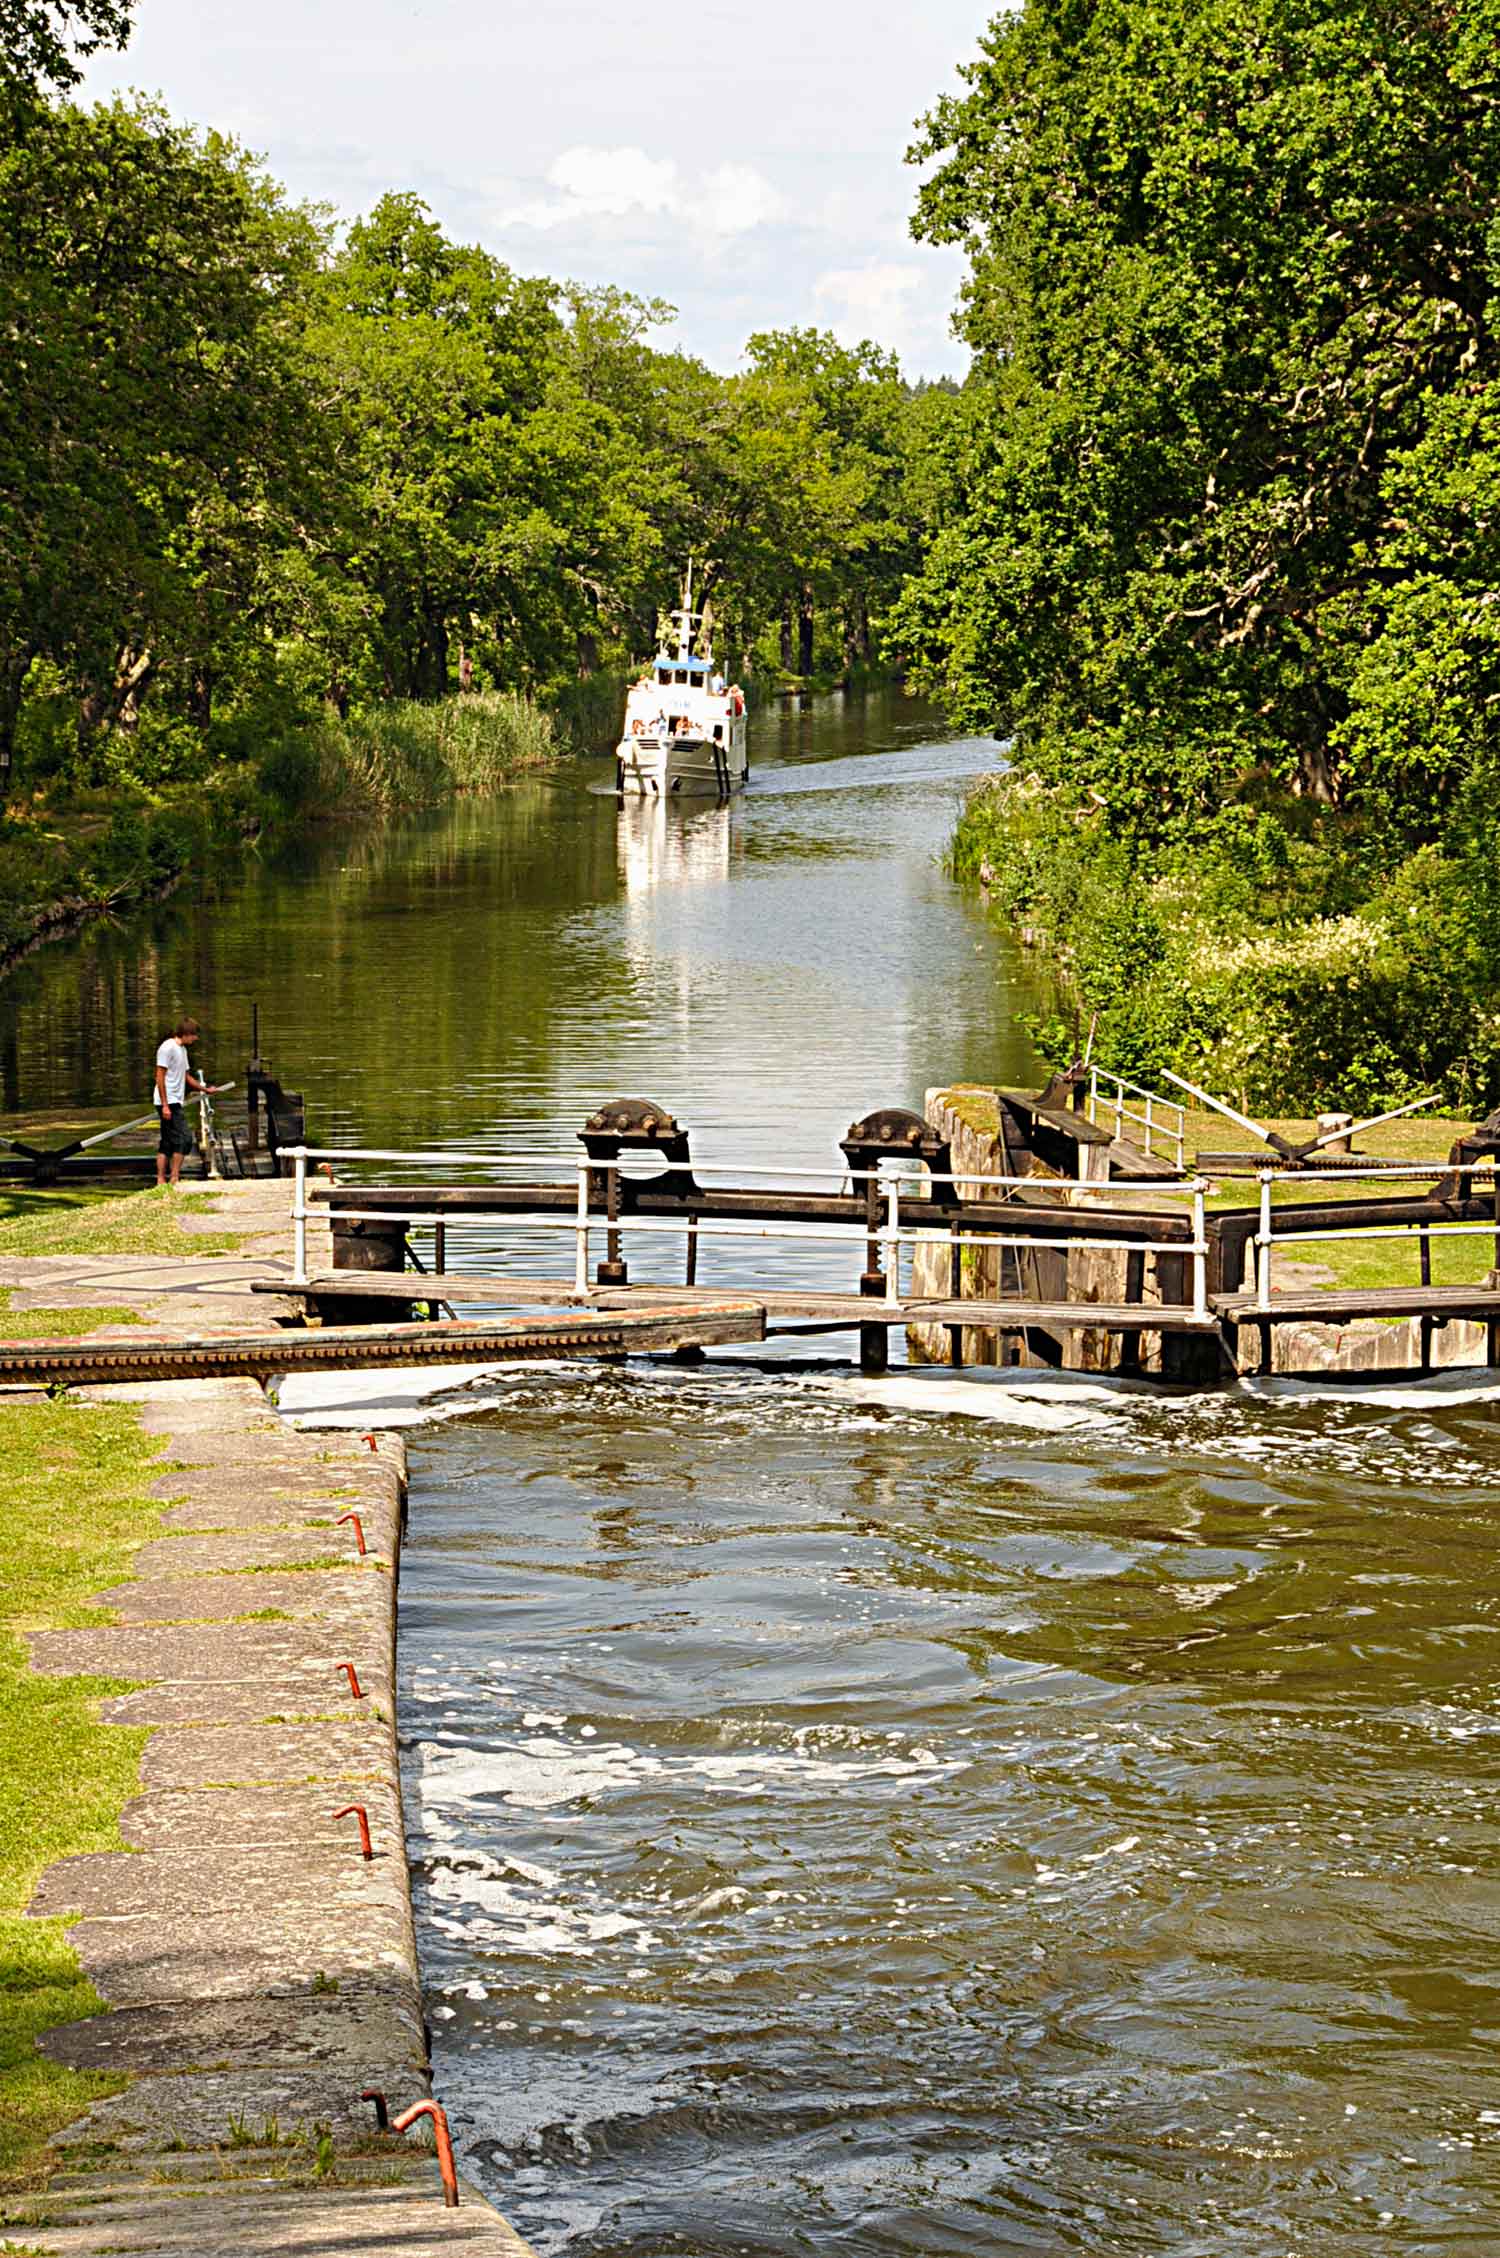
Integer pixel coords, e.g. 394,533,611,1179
253,690,558,819
0,1186,243,1261
0,1397,165,2195
954,772,1500,1118
1,688,566,981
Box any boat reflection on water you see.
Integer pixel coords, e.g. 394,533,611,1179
616,795,740,896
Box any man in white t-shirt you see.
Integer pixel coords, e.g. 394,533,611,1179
154,1016,206,1187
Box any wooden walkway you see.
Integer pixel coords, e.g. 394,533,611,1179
252,1272,1222,1336
1215,1283,1500,1327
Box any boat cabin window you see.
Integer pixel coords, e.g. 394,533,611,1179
712,724,724,741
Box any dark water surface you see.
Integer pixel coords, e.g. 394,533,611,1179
8,693,1498,2251
401,1366,1500,2256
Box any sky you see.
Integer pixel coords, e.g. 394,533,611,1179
80,0,992,379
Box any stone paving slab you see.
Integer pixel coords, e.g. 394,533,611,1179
59,1925,418,2012
94,1567,385,1626
33,1837,410,1921
30,1621,383,1681
138,1719,389,1789
134,1529,366,1573
43,2064,432,2150
41,1985,425,2074
12,2174,536,2255
101,1677,391,1729
118,1779,405,1852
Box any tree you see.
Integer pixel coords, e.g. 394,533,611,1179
891,0,1500,831
0,99,322,771
0,0,131,100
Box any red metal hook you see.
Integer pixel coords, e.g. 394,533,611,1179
390,2099,459,2207
359,2086,389,2130
336,1661,365,1699
333,1803,373,1859
336,1511,367,1556
362,1432,379,1452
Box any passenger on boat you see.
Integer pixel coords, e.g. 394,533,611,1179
652,709,670,738
710,670,725,695
674,714,695,737
729,684,745,715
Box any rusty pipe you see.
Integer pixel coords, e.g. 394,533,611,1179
390,2099,459,2207
337,1661,365,1699
336,1511,367,1556
359,2087,389,2130
333,1803,373,1859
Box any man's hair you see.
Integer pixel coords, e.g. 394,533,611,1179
175,1016,199,1037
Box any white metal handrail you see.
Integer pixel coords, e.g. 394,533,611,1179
286,1147,1213,1320
1248,1162,1499,1311
1087,1067,1186,1170
287,1142,1206,1195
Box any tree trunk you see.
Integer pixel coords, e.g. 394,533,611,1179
1296,737,1338,803
114,647,155,731
458,642,475,693
575,630,598,679
188,666,213,731
80,645,154,738
780,605,794,673
0,651,29,783
417,603,449,700
798,583,815,678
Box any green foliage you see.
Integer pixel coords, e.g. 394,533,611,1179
0,0,131,100
309,692,556,812
919,0,1500,1112
894,0,1500,824
958,774,1500,1112
0,93,944,960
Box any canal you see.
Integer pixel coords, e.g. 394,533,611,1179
6,691,1498,2253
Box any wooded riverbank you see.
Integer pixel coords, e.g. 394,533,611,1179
0,692,560,982
952,771,1499,1119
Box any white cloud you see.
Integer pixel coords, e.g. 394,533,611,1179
814,259,927,344
500,144,784,240
696,163,786,235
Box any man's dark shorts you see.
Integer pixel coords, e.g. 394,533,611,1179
159,1104,194,1157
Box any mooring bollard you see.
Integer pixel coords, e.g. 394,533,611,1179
359,2087,390,2130
336,1510,367,1556
337,1661,365,1699
333,1803,374,1858
390,2099,460,2207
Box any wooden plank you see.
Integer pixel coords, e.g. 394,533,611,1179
253,1274,1219,1334
1215,1284,1500,1324
903,1298,1218,1334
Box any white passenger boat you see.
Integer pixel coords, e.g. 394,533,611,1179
615,568,748,798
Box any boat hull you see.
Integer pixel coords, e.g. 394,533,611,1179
616,734,748,797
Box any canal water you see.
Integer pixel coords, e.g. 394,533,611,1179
7,693,1499,2252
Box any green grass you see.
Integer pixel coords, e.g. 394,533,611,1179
1193,1114,1495,1292
0,1293,139,1340
939,1088,1496,1295
0,1400,167,2194
0,1185,242,1260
